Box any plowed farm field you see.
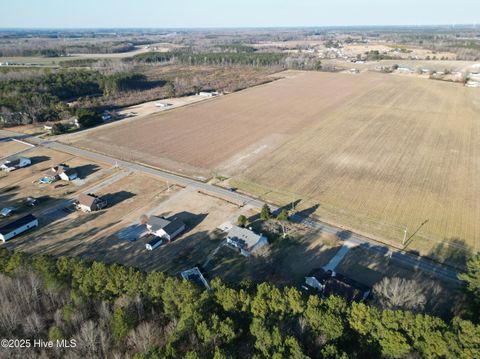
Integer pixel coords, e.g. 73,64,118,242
66,71,480,260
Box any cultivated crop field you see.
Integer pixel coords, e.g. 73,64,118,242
67,71,480,262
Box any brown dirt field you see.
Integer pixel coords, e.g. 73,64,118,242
67,71,382,178
0,139,32,158
65,71,479,265
238,74,480,263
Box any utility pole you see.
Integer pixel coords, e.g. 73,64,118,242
402,227,408,246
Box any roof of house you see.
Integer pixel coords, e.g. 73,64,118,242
0,214,37,234
162,218,185,236
227,225,264,249
148,216,171,232
63,168,77,177
2,158,21,167
78,193,98,207
307,267,370,302
45,164,69,176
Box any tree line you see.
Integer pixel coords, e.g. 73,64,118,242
0,247,479,358
0,69,150,126
131,51,288,67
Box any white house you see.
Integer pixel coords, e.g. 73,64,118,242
59,168,78,181
46,164,77,182
1,157,31,172
146,216,185,241
0,214,38,242
226,225,268,256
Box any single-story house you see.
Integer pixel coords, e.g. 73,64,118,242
76,193,108,212
45,164,77,182
181,267,210,290
0,214,38,242
146,215,185,241
305,268,371,302
1,157,31,172
226,225,268,256
146,236,163,251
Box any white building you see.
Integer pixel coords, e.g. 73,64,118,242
59,168,78,181
155,102,173,108
146,237,163,251
226,225,268,256
199,91,219,97
146,216,185,241
1,157,31,172
0,214,38,242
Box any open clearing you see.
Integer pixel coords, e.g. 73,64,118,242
65,70,480,264
0,139,32,159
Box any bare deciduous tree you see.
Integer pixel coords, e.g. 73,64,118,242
373,277,426,311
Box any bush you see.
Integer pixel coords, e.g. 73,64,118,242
76,108,102,128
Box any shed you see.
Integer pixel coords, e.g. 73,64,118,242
0,214,38,242
146,236,163,251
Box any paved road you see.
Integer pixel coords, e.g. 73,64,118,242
0,129,462,284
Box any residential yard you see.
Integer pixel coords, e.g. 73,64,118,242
0,146,113,220
0,139,32,159
3,178,244,275
335,246,465,317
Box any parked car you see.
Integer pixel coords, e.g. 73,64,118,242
25,197,38,207
0,207,16,217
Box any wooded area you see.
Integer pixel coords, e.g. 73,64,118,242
0,248,478,358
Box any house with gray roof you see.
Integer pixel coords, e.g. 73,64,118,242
146,215,185,241
226,225,268,256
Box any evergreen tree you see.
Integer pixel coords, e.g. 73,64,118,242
260,204,272,221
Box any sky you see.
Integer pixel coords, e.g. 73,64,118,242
1,0,479,28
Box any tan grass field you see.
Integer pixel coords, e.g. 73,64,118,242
67,71,480,261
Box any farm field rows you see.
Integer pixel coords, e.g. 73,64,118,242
66,70,480,264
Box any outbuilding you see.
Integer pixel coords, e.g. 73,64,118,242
0,214,38,242
146,237,163,251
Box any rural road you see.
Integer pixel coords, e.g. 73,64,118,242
0,129,462,284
